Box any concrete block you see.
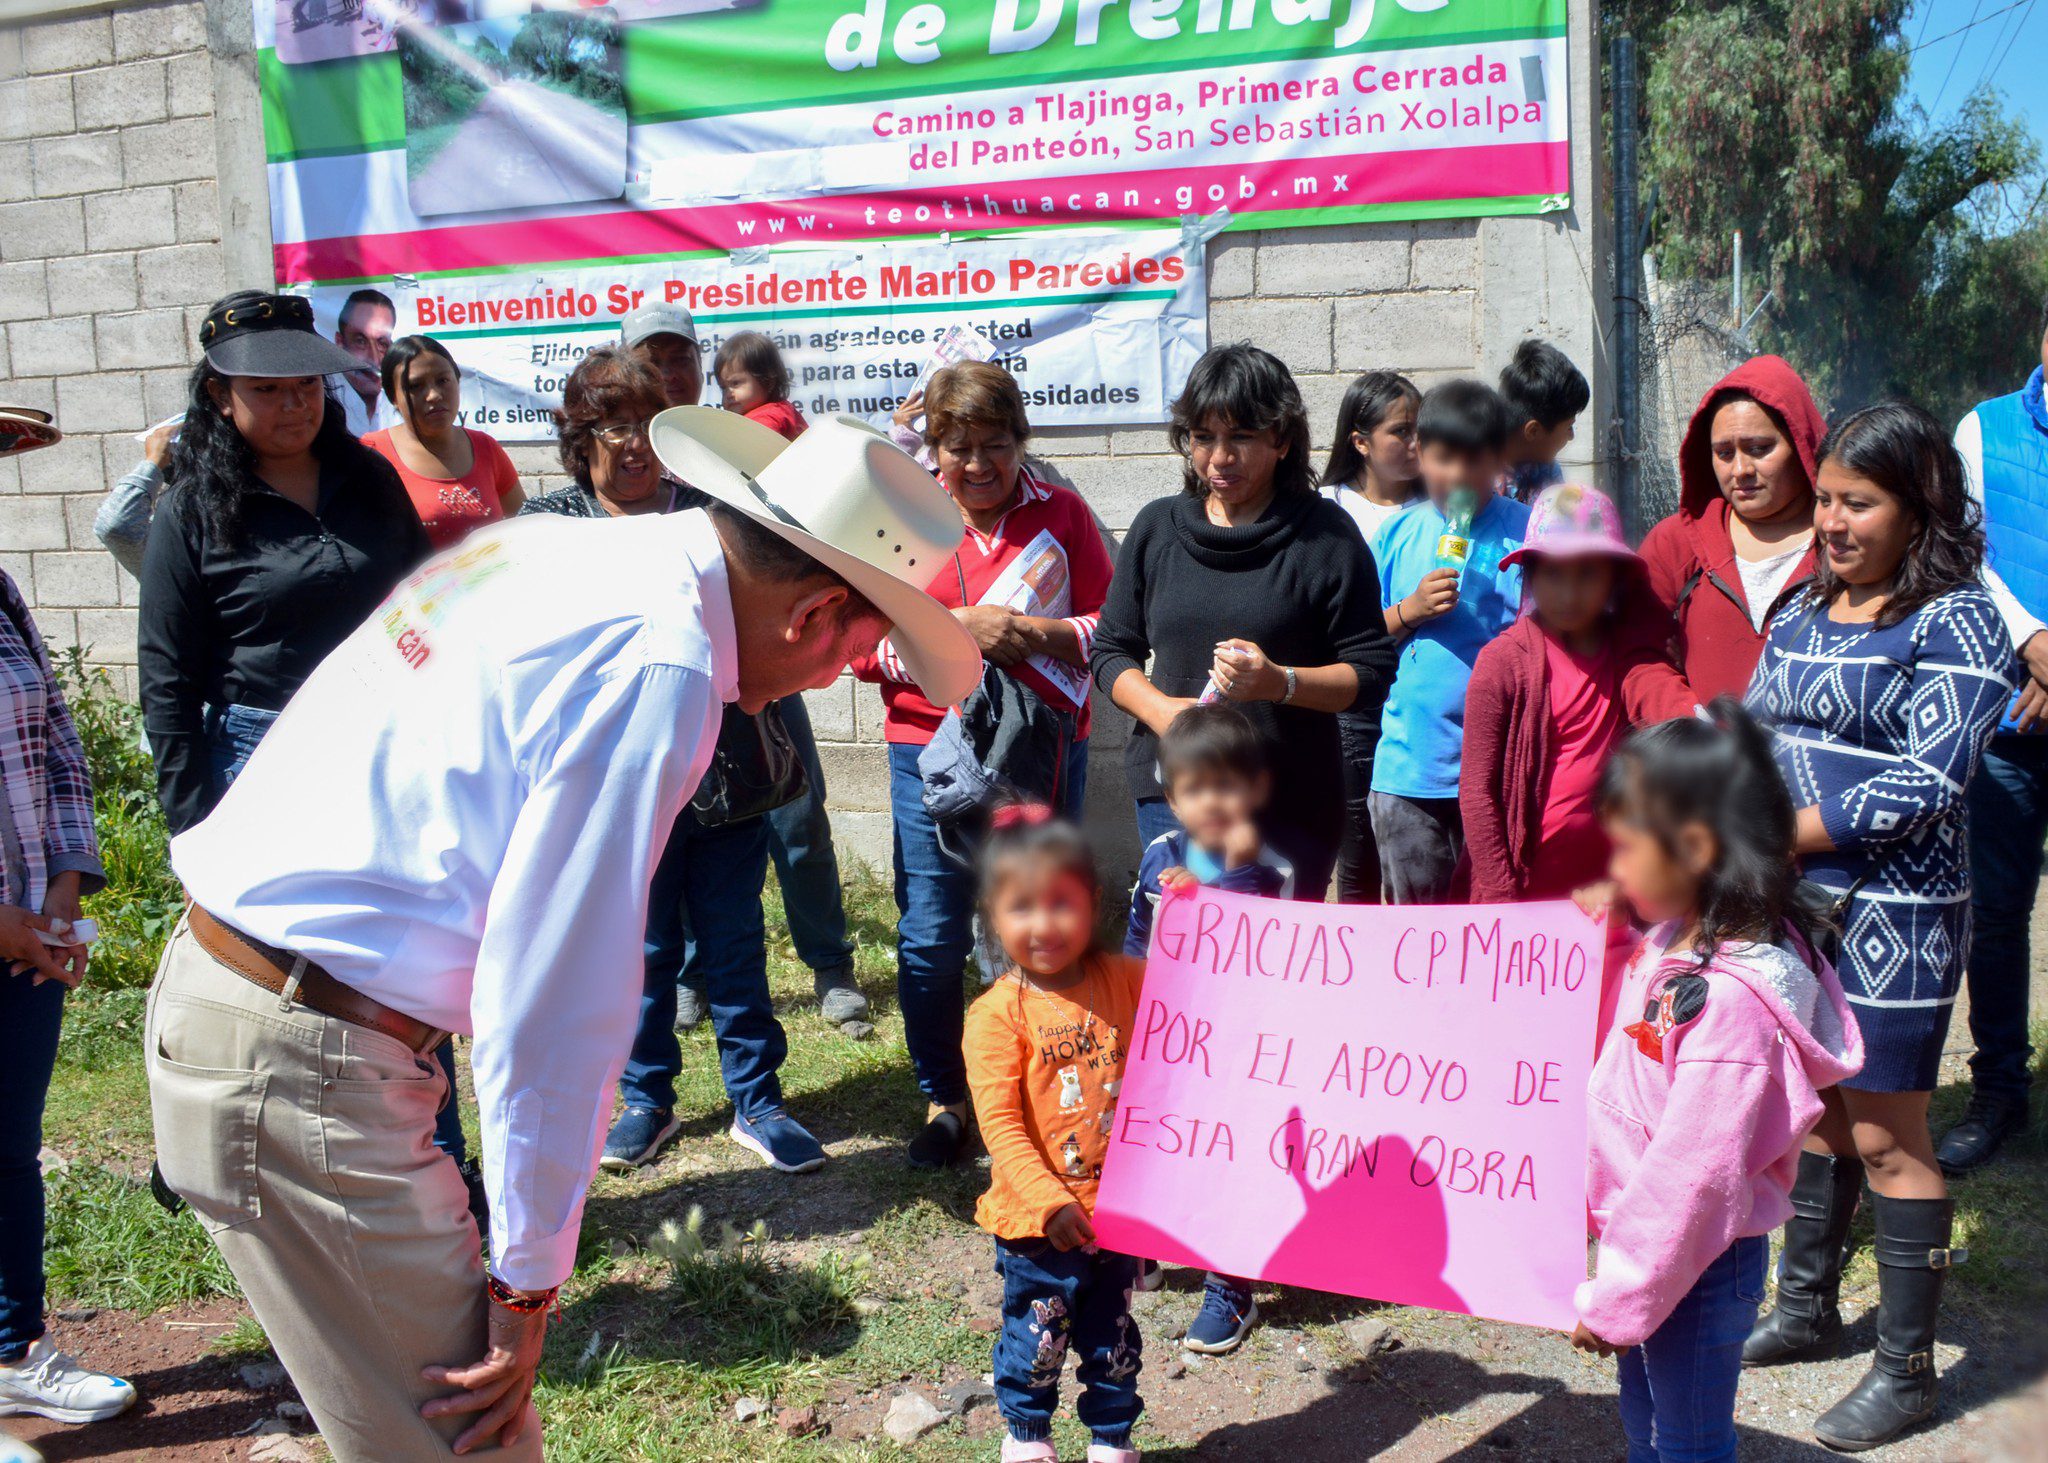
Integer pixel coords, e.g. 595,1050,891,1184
119,117,214,189
54,370,146,434
74,607,139,663
0,77,75,142
815,742,890,813
32,551,117,608
30,442,110,508
173,180,219,243
1061,452,1175,535
142,366,191,422
0,456,17,494
166,52,212,118
851,677,886,742
1332,292,1477,373
1207,232,1256,299
95,309,190,370
0,142,33,205
823,808,892,877
117,561,140,607
1027,429,1107,459
136,241,225,309
74,61,170,132
0,496,70,551
1295,371,1355,447
0,197,85,260
1255,224,1410,297
112,3,209,61
31,131,122,199
46,252,139,315
27,607,78,656
801,678,856,744
0,378,54,416
1210,296,1332,373
0,553,28,589
85,186,176,251
23,13,114,75
1107,425,1174,456
0,262,46,324
7,315,93,378
1409,219,1480,289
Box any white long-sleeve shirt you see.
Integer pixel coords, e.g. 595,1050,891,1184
173,510,735,1290
1956,391,2048,653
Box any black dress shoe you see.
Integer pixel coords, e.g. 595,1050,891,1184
906,1109,968,1169
1935,1092,2029,1177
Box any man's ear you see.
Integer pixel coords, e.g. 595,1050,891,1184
783,583,852,644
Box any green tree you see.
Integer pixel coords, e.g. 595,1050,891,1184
1610,0,2048,421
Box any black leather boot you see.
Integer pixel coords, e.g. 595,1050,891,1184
1814,1195,1962,1452
1743,1151,1862,1366
1935,1089,2030,1176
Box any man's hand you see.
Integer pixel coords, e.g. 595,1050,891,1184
421,1292,549,1456
1402,568,1461,628
954,604,1034,666
1569,1320,1627,1357
1139,695,1199,740
1045,1203,1097,1253
143,420,178,470
0,905,69,987
2012,679,2048,734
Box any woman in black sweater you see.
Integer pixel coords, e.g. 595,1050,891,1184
1092,345,1396,899
140,292,429,836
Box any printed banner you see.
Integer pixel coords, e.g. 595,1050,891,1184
305,228,1206,436
1093,887,1601,1330
252,1,1569,433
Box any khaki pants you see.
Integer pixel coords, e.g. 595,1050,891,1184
144,916,544,1462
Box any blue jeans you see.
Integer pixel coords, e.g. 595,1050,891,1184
762,696,855,979
891,738,1088,1108
430,1040,467,1164
619,810,783,1120
1964,734,2048,1101
0,972,63,1361
1133,796,1182,851
1616,1234,1767,1463
992,1238,1142,1446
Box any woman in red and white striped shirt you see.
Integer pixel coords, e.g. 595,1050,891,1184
852,362,1113,1170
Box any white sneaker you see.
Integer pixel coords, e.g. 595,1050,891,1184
0,1339,138,1423
0,1431,44,1463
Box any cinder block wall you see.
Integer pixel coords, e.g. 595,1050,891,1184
0,0,1607,885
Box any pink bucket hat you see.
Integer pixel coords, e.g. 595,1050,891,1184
1501,482,1642,570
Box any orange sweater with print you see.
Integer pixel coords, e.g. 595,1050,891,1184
964,952,1147,1240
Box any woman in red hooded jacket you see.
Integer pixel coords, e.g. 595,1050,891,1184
1638,356,1827,703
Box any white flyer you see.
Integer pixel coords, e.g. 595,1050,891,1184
979,527,1089,710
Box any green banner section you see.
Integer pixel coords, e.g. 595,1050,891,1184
261,0,1564,163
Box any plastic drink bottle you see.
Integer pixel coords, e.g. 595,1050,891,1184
1434,488,1478,577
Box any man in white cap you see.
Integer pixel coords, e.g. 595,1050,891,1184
145,410,978,1462
619,300,702,414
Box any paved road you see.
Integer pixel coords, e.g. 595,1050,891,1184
412,80,627,216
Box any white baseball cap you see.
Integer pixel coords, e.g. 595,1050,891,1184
649,407,982,707
620,302,699,350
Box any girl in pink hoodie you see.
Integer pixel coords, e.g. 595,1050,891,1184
1571,699,1863,1462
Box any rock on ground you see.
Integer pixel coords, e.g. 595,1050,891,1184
883,1390,949,1445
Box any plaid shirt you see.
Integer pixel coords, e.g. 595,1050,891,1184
0,571,101,910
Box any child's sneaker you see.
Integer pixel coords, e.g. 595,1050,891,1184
1000,1436,1058,1462
0,1339,137,1423
1182,1276,1257,1354
1086,1447,1140,1463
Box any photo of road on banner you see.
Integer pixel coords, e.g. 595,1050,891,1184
398,4,629,217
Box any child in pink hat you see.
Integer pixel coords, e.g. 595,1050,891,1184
1459,484,1679,901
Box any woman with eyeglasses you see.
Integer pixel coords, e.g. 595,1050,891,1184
363,334,525,547
520,346,676,520
138,291,430,838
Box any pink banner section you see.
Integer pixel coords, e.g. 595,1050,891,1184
1092,887,1602,1331
275,140,1568,284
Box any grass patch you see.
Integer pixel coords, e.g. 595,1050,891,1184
42,1165,238,1311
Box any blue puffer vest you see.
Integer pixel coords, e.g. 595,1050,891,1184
1978,366,2048,731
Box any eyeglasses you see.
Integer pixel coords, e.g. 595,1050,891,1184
592,420,652,447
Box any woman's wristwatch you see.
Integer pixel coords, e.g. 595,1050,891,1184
1279,666,1299,705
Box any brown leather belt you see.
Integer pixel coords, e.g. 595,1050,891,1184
187,905,447,1056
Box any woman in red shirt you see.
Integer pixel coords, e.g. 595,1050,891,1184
363,335,525,548
851,361,1114,1170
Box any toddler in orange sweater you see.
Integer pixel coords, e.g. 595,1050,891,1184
964,806,1146,1463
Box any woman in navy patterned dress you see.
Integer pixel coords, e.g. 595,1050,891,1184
1743,403,2014,1450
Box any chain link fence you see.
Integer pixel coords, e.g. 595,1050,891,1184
1625,259,1755,527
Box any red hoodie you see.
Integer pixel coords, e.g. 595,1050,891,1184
1637,356,1827,704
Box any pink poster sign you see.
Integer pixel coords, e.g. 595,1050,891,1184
1092,887,1602,1331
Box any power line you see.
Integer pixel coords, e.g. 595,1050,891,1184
1981,0,2040,85
1912,0,2032,52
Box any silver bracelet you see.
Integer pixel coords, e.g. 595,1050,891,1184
1280,666,1298,704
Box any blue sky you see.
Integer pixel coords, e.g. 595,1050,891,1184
1902,0,2046,144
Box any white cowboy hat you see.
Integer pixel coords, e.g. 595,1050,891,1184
648,407,982,707
0,406,60,457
